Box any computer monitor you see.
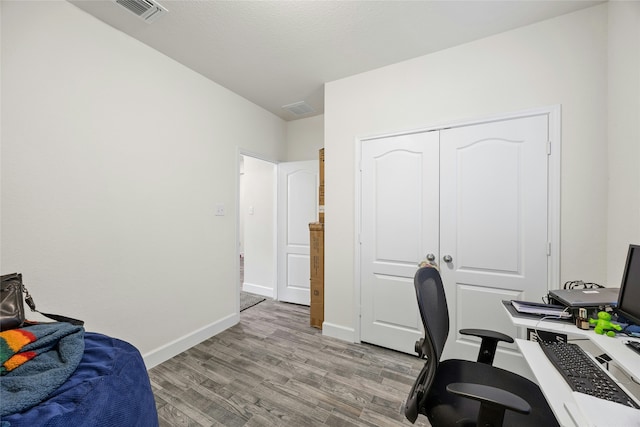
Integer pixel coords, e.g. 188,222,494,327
616,244,640,327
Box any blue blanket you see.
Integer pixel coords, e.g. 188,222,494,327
1,332,158,427
1,323,85,417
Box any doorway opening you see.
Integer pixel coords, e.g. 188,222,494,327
238,153,277,312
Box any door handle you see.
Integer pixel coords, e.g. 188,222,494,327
426,253,435,261
443,255,453,263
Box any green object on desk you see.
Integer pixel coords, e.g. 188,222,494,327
589,311,622,337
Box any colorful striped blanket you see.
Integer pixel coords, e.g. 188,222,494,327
1,328,39,374
0,323,84,416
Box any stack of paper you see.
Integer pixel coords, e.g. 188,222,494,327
511,300,571,318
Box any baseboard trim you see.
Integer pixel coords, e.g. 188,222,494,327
322,322,356,343
142,312,239,369
242,282,275,298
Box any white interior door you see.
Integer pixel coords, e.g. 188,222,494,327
277,160,318,305
360,131,439,353
439,115,550,374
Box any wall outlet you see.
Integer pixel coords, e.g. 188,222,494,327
215,203,225,216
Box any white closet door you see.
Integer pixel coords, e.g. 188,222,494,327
277,161,318,305
360,131,440,353
439,115,549,373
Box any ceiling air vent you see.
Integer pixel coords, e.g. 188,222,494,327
282,101,315,117
115,0,168,23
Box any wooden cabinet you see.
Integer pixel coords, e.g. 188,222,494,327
309,222,324,328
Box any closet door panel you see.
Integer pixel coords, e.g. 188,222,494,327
440,115,549,373
360,131,439,353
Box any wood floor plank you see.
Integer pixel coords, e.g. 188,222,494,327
150,298,430,426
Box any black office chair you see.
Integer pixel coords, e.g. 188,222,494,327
404,266,559,427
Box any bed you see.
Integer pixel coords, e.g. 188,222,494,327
1,323,158,427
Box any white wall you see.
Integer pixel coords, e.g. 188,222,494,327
324,4,626,338
241,156,276,297
285,114,324,161
0,1,286,367
606,1,640,285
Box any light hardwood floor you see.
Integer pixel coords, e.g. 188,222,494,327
149,298,430,426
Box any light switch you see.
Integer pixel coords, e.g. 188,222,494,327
248,206,254,215
215,203,225,216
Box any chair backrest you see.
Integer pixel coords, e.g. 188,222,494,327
405,266,452,420
414,266,450,364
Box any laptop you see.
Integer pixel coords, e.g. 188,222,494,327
548,287,620,308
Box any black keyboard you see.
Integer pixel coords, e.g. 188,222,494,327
538,340,639,409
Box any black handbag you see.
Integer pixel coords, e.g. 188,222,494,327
1,273,26,330
1,273,84,330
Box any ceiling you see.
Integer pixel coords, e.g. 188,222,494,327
69,0,602,121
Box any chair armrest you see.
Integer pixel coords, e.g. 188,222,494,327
459,328,514,343
459,328,514,365
447,382,531,426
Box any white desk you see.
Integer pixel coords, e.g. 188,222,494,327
504,304,640,426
